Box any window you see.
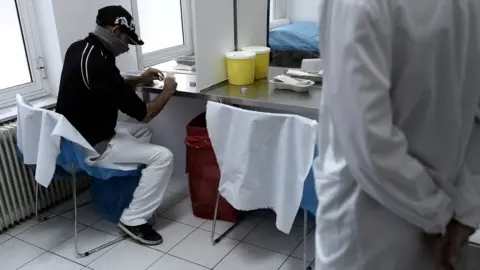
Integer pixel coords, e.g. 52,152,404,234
0,0,47,109
132,0,193,67
269,0,275,20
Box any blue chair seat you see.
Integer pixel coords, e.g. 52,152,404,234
17,139,143,223
300,147,318,217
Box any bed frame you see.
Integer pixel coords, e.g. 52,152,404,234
270,50,320,68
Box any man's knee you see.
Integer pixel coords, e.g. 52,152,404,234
151,146,174,166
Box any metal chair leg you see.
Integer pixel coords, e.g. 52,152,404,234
35,183,39,221
211,191,242,245
307,260,315,270
304,208,308,270
35,176,91,223
72,164,80,257
71,164,126,258
211,192,221,245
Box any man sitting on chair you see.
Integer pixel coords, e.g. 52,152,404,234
56,5,177,245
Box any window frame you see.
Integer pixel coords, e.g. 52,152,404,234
131,0,193,69
0,0,48,109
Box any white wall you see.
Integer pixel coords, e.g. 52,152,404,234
237,0,268,49
51,0,139,72
287,0,320,23
192,0,234,90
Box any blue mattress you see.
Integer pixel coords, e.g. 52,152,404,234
269,22,320,52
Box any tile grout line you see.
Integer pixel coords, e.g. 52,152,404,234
210,216,265,269
276,257,290,270
14,218,123,268
212,240,242,269
239,237,304,258
12,237,83,270
142,227,212,270
165,253,212,269
83,234,125,268
14,226,98,268
160,215,206,229
156,193,189,215
10,191,313,270
241,217,316,259
279,219,317,269
6,220,42,238
14,249,48,270
141,249,167,270
82,196,209,269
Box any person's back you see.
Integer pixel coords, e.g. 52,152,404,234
56,35,124,146
315,0,480,269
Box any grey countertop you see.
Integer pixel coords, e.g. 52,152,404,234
137,67,321,115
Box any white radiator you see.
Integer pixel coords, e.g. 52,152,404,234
0,122,89,232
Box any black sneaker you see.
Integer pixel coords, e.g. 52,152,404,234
147,213,157,226
118,222,163,245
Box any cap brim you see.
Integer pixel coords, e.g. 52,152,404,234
128,32,144,45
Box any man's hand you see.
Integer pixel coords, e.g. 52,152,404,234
142,76,177,123
138,68,165,85
445,220,474,266
432,219,475,270
163,77,178,95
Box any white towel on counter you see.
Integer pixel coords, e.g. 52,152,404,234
16,94,138,187
206,101,318,233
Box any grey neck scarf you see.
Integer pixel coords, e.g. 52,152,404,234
91,25,129,57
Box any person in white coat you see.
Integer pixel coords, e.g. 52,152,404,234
315,0,480,269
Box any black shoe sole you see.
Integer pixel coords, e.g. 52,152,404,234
118,223,163,246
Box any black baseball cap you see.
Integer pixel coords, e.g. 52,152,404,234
96,5,144,45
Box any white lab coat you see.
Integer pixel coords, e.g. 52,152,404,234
315,1,480,269
206,102,318,233
16,95,138,187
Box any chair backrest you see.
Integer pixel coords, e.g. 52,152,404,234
16,94,141,185
206,101,318,189
206,101,318,173
16,94,96,185
16,94,58,164
206,101,318,233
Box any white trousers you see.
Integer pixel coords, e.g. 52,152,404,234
95,122,174,226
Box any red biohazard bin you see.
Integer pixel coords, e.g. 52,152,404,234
185,113,237,223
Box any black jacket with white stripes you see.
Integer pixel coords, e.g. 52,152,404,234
56,34,147,146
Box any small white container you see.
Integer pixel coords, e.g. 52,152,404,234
269,78,315,92
285,69,323,83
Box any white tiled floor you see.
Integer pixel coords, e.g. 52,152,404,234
1,176,315,270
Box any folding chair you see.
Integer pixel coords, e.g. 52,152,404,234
33,139,131,258
206,101,318,270
16,95,140,258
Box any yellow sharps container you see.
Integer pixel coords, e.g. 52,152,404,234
225,51,256,85
242,46,271,79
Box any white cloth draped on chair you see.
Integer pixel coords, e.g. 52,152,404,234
206,101,318,233
16,94,138,187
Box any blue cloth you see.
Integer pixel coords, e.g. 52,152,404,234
300,147,318,216
17,139,142,223
269,22,320,52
